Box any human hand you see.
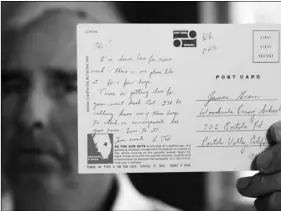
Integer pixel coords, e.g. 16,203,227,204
237,121,281,211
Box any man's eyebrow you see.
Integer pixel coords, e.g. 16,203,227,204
45,68,77,80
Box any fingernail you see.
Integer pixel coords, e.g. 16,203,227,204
257,151,272,171
237,177,251,190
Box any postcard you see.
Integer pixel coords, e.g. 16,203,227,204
77,24,281,173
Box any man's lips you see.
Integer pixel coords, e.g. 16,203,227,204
10,149,62,174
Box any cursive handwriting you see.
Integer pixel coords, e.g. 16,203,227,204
204,91,229,106
236,90,260,101
90,51,183,145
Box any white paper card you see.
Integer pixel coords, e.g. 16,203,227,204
77,24,281,173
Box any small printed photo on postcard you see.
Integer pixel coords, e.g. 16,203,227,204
87,133,113,164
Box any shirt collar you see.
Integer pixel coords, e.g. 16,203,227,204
112,174,153,210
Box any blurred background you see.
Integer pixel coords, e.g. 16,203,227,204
2,1,281,211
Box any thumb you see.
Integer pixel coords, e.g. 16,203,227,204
270,121,281,144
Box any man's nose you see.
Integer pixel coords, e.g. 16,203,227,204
17,85,52,130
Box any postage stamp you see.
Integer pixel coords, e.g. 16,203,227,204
253,30,280,63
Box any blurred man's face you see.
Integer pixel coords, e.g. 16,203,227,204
2,12,113,210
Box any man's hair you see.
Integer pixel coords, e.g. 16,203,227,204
1,3,123,63
1,8,94,65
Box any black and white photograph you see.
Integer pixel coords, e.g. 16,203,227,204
1,1,281,211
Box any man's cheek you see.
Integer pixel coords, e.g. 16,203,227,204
65,93,77,107
1,141,10,168
2,98,17,127
52,106,78,170
1,102,17,167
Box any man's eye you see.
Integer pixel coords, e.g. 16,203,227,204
2,80,27,94
60,81,77,93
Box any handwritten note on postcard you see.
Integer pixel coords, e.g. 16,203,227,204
77,24,281,173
